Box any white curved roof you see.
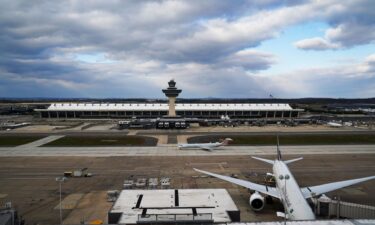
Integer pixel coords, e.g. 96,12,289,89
42,103,296,111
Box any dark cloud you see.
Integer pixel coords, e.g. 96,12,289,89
0,0,374,97
0,0,283,98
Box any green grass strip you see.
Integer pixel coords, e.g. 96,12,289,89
0,136,45,146
43,136,156,146
188,134,375,145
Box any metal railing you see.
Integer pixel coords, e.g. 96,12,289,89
316,197,375,219
137,213,213,223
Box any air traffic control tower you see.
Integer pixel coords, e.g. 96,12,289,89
162,79,182,117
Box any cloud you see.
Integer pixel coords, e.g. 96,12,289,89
218,50,277,71
0,0,374,98
294,37,340,50
325,23,375,47
295,0,375,50
255,53,375,97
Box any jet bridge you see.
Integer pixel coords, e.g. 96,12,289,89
314,195,375,219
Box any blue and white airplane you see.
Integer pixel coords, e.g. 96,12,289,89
194,139,375,220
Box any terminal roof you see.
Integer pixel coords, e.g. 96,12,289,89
40,103,298,111
110,189,238,224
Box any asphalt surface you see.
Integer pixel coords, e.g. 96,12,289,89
1,144,374,156
1,154,374,224
2,130,375,136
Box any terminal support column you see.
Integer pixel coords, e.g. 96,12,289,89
168,97,176,116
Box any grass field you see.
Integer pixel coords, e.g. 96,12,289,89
43,135,157,146
0,136,45,146
188,134,375,145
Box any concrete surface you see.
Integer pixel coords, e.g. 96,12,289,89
1,144,374,157
0,155,374,224
63,191,112,224
16,135,65,148
54,193,84,210
85,124,115,131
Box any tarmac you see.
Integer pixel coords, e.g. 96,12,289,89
1,154,374,224
0,144,374,157
0,125,374,224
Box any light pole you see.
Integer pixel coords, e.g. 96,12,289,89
56,177,67,225
279,174,290,224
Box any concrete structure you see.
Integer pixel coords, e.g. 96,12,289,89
0,207,22,225
162,79,182,117
315,196,375,219
219,220,375,225
108,189,239,224
36,103,302,119
35,79,303,119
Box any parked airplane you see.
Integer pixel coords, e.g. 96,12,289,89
327,122,343,127
194,138,375,220
178,138,233,151
0,122,30,130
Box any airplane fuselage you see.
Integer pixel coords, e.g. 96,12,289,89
178,142,221,149
327,122,342,127
273,160,316,220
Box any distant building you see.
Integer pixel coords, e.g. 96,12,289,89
35,102,302,119
35,80,303,119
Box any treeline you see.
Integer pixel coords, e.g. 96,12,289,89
0,97,375,104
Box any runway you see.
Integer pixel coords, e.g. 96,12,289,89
0,144,374,157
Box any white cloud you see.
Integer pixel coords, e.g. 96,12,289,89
218,49,277,71
295,0,375,50
294,37,340,50
255,53,375,97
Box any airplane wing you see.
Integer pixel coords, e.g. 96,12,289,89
301,175,375,199
194,168,280,199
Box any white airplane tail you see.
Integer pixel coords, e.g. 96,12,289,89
220,138,233,146
252,135,303,165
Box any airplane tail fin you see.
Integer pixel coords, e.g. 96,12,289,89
221,138,233,146
276,135,282,161
275,135,303,164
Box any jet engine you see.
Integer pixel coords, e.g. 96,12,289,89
249,192,265,211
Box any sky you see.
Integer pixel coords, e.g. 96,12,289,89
0,0,374,99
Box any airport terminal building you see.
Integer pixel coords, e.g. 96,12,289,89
35,80,303,119
36,102,302,119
